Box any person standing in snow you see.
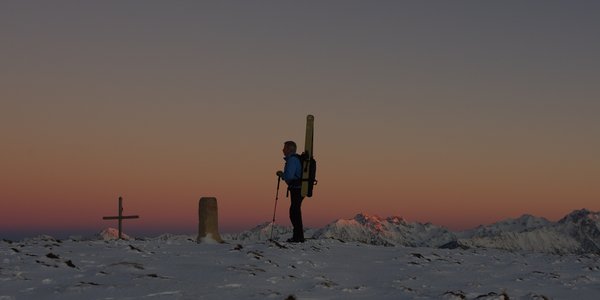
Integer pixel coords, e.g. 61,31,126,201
276,141,305,243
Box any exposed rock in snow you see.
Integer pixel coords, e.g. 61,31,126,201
98,228,131,241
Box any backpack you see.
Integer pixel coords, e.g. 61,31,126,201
295,152,317,197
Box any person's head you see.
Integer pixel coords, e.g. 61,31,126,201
283,141,297,156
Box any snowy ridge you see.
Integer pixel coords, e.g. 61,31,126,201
464,214,551,238
456,227,580,254
230,209,600,254
454,209,600,254
223,222,292,242
223,222,317,242
313,213,456,247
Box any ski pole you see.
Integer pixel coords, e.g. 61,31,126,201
270,176,281,240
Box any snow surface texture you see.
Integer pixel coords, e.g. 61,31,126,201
2,234,600,299
1,209,599,299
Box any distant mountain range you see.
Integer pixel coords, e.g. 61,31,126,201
452,209,600,254
227,209,600,254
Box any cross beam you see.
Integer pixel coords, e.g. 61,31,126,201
102,196,139,240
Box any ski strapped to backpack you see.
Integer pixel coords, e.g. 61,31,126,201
301,115,317,197
286,115,318,198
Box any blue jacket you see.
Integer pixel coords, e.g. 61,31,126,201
283,154,302,189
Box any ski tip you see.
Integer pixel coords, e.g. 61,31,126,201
307,114,314,121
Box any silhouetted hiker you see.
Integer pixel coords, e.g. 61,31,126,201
276,141,305,243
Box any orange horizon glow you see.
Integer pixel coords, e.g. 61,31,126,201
2,2,600,239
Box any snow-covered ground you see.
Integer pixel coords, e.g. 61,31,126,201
2,233,599,299
2,209,599,299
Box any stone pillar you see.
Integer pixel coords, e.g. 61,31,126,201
197,197,223,243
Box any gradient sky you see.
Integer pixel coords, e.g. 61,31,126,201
2,1,599,239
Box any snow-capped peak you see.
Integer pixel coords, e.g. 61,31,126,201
314,213,455,247
353,213,382,224
352,213,407,226
467,214,551,238
553,209,600,253
558,209,599,224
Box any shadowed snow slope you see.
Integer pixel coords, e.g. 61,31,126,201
557,209,600,253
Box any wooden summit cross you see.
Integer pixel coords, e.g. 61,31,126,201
102,196,139,239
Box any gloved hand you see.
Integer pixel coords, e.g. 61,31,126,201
276,170,284,178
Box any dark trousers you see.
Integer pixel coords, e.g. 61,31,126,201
289,188,305,240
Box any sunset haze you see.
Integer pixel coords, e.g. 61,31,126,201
1,1,599,239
